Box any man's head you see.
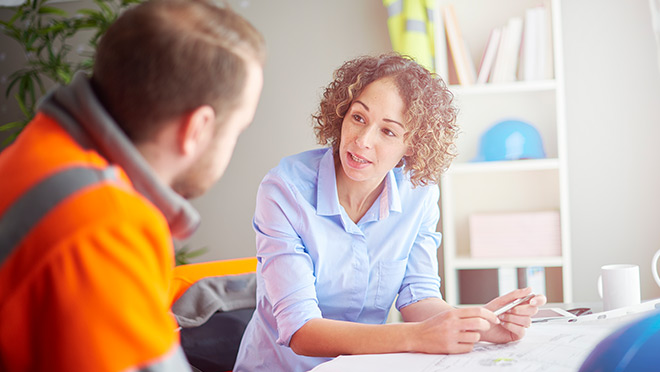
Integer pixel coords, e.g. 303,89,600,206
92,0,265,198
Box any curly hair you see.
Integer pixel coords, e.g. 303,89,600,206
313,53,459,187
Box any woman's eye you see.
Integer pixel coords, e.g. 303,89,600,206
353,114,364,123
383,128,396,137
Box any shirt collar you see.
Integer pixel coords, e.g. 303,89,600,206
316,149,341,216
316,148,402,221
383,169,402,217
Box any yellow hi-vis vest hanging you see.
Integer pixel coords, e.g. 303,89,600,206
383,0,436,73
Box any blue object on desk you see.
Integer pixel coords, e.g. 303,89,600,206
579,310,660,371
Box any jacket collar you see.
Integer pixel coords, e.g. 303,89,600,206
39,72,200,240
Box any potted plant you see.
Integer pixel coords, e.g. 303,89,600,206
0,0,142,146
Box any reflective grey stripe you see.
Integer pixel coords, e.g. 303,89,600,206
406,19,427,33
387,0,402,17
134,345,192,372
0,166,119,264
427,8,434,23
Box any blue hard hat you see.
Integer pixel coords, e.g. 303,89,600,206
579,310,660,372
473,119,546,162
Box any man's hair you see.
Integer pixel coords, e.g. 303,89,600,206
92,0,266,142
313,53,459,187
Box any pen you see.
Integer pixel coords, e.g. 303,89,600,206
493,293,536,316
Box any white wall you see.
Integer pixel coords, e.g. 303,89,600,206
562,0,660,301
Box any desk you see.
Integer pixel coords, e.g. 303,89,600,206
310,299,660,372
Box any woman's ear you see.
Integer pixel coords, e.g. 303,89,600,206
397,147,413,168
179,105,215,156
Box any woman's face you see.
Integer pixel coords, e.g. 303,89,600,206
337,77,411,187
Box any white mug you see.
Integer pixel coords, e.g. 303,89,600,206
653,249,660,288
597,264,641,311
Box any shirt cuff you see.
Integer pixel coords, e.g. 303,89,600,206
395,281,442,310
275,299,323,347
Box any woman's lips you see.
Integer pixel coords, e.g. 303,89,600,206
346,151,371,168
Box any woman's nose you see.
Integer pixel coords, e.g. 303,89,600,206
355,126,376,149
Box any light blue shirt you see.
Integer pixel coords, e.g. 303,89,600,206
234,148,442,372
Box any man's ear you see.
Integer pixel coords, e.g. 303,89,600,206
179,105,216,156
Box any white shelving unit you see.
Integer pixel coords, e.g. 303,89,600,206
438,0,572,305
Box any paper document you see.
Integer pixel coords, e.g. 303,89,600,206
310,300,660,372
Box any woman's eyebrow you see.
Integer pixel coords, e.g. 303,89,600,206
354,100,404,129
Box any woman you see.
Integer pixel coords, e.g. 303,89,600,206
234,53,546,372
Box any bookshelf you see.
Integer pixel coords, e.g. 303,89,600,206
437,0,572,305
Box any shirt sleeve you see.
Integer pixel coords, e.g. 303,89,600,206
253,170,323,347
396,185,443,310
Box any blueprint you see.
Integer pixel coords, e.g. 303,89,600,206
311,311,652,372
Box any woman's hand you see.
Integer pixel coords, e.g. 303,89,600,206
480,287,547,344
411,307,500,354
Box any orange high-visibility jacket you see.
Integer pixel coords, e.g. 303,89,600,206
0,73,195,371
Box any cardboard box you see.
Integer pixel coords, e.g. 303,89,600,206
469,211,561,258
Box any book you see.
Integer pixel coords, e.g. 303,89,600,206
443,4,476,85
522,6,551,81
535,6,548,80
543,0,555,79
468,211,561,258
518,266,547,296
498,267,518,296
476,27,501,84
491,16,523,83
528,267,547,296
522,7,539,81
431,3,449,82
490,23,508,83
458,269,499,304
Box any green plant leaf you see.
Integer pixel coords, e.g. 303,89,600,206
1,0,146,136
25,74,36,109
37,6,68,17
18,76,28,110
15,93,30,118
94,0,113,18
32,72,46,95
76,9,100,17
79,58,94,71
55,68,71,84
0,121,27,132
5,75,21,98
1,131,21,148
174,246,209,266
5,8,23,26
24,31,40,51
40,22,66,35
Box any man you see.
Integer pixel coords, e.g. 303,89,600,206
0,0,265,370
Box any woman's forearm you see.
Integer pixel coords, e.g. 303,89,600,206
289,298,454,357
400,297,453,322
289,318,418,357
290,302,501,357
